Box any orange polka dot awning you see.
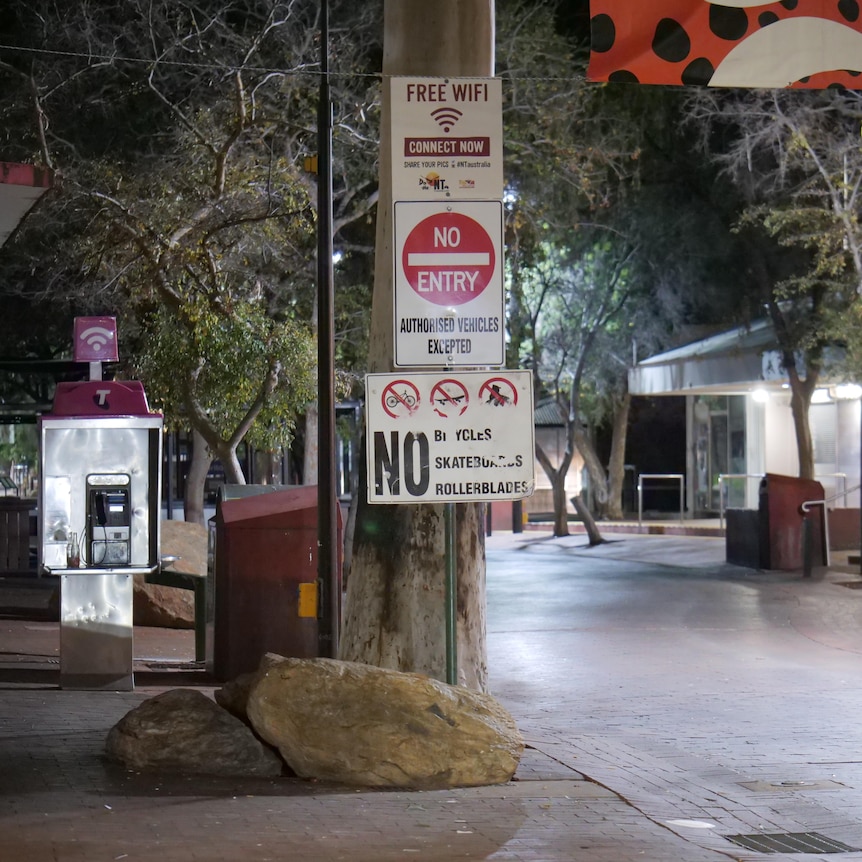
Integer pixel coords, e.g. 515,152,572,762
587,1,862,89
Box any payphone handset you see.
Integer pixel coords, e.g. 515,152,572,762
86,473,132,567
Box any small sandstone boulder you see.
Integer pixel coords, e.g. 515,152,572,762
133,577,195,628
106,688,283,776
133,520,207,629
246,657,523,789
160,519,208,577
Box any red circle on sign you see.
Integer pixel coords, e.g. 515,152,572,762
402,212,495,307
381,379,421,419
479,377,518,407
431,378,470,418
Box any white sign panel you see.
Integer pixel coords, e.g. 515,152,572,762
394,200,504,368
390,76,503,201
366,371,535,504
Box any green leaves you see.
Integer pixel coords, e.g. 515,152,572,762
136,297,315,450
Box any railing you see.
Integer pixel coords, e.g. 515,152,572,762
637,473,684,527
718,472,853,529
815,473,848,507
800,482,862,575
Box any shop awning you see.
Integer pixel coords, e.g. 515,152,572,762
628,319,791,396
0,162,52,249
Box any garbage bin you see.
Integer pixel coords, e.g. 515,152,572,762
725,507,762,568
206,485,341,681
758,473,826,570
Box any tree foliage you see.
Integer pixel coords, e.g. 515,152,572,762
685,88,862,478
0,0,382,518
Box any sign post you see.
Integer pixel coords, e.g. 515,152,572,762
386,74,517,685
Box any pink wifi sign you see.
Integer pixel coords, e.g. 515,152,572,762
73,316,119,362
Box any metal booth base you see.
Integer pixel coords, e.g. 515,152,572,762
59,571,134,691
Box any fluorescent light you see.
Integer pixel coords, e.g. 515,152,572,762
751,389,769,403
833,383,862,400
811,388,831,404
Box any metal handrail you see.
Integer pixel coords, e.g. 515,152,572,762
637,473,684,526
801,482,862,514
718,473,764,530
719,473,855,529
814,473,848,507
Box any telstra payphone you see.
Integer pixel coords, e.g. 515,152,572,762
87,475,132,566
39,379,162,690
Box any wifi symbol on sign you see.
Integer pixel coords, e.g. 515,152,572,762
80,326,115,354
430,107,463,133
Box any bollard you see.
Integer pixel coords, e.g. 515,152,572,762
802,515,813,578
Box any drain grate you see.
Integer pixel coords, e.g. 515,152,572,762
725,832,859,854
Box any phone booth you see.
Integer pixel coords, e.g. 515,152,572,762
39,379,162,690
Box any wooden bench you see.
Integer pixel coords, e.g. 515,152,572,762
0,496,33,575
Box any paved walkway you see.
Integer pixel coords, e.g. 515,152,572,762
1,531,861,861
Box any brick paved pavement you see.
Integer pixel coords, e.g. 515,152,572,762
2,532,862,861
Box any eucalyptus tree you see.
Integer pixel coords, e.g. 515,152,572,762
340,0,494,692
686,88,862,479
498,3,715,526
0,0,381,520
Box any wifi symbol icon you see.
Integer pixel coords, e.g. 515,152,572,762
430,107,463,133
73,316,119,362
81,326,115,353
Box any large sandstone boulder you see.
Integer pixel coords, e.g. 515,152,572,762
215,653,287,721
133,520,208,629
245,657,523,789
106,688,283,776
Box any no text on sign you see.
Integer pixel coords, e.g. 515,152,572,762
394,201,504,368
366,370,535,504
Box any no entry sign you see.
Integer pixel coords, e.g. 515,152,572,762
401,211,495,306
394,201,504,367
365,370,535,504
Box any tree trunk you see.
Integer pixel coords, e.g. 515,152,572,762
303,402,319,485
535,442,572,538
184,429,212,526
605,390,631,519
764,286,819,482
340,0,494,691
789,374,816,479
573,423,610,515
571,493,606,545
342,458,487,689
551,475,569,536
212,441,246,485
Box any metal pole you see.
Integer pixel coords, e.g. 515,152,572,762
444,501,457,685
165,432,174,520
512,499,523,533
317,0,339,658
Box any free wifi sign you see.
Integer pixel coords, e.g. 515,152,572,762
73,316,119,362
